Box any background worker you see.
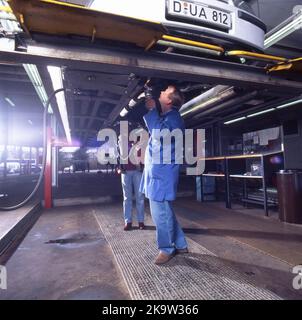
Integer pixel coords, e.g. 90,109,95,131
118,134,145,231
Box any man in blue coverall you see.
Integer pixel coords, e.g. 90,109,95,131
140,85,188,265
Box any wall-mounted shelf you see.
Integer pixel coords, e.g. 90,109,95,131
202,173,225,177
229,175,263,179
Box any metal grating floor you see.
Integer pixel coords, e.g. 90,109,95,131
93,206,281,300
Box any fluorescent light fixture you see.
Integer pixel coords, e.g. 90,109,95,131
23,64,53,113
47,66,72,144
276,97,302,109
264,9,302,48
224,96,302,125
2,3,52,116
246,108,275,118
4,97,15,107
224,117,247,125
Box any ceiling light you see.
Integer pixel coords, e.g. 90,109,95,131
264,9,302,48
246,108,275,118
224,96,302,125
23,64,53,113
47,66,72,144
4,97,15,107
224,117,247,125
276,97,302,109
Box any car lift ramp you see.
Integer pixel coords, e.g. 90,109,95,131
7,0,166,49
7,0,301,62
4,0,302,94
93,207,281,300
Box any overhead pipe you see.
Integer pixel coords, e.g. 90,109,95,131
185,3,278,125
181,84,208,93
180,85,236,117
190,90,259,122
160,35,224,54
157,40,222,57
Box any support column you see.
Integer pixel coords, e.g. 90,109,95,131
3,104,8,180
44,126,52,209
196,176,202,202
51,116,58,188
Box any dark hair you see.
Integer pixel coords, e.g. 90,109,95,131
168,85,185,108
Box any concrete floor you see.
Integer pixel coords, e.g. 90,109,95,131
0,205,129,300
0,201,41,264
173,199,302,299
0,198,301,300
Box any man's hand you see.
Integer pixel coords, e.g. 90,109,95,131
145,98,156,110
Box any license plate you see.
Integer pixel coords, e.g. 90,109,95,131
167,0,232,30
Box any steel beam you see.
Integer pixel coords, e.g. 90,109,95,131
65,69,132,85
1,42,302,94
68,95,118,105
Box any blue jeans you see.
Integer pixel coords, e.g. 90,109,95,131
121,170,145,224
149,199,187,255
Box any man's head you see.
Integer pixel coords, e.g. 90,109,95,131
159,85,184,113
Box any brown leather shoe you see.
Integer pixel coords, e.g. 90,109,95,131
123,223,132,231
175,248,189,254
154,251,175,265
138,222,145,230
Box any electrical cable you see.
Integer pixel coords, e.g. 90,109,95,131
0,88,65,211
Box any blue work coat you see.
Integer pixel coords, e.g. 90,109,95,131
140,107,185,201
